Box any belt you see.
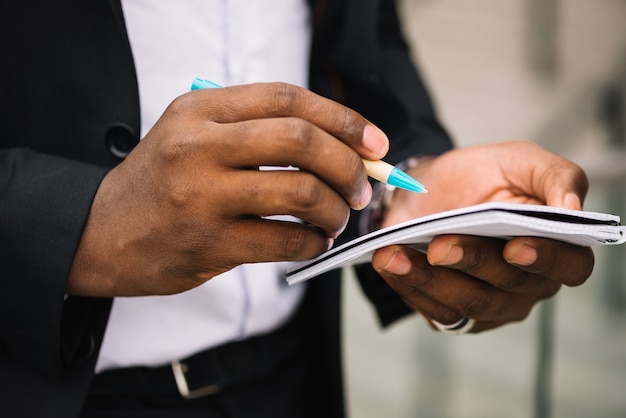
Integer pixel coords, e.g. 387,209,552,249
92,307,311,400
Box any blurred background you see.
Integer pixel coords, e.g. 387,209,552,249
342,0,626,417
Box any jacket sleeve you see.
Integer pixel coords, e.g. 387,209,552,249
0,148,112,378
0,1,138,383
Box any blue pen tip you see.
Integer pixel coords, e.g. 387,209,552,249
191,77,222,90
388,167,428,193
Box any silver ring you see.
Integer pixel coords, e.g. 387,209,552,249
432,317,476,335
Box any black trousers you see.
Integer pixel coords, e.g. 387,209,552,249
81,302,329,418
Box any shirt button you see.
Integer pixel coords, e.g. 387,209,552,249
106,122,138,158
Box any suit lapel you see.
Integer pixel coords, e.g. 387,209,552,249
107,0,130,35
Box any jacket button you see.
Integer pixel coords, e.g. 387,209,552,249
106,122,138,158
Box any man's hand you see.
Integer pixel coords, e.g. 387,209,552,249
372,140,595,333
68,82,389,296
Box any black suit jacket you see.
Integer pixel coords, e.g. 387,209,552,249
0,1,452,416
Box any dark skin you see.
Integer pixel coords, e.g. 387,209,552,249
373,140,594,332
68,83,383,296
67,83,595,333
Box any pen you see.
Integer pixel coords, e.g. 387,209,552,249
191,77,427,193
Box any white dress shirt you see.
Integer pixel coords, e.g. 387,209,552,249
96,0,311,372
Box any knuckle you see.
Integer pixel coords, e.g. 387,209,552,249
412,265,436,287
542,282,562,299
567,273,590,287
275,228,308,258
166,93,195,118
546,247,594,287
156,141,205,209
500,271,533,291
344,152,366,182
543,162,589,197
167,182,199,210
332,106,357,137
462,288,491,317
436,310,464,325
268,83,302,116
156,120,204,167
281,118,316,151
461,247,486,271
290,176,321,210
505,308,532,324
490,299,512,320
569,248,595,286
571,164,589,189
326,208,350,238
160,134,193,164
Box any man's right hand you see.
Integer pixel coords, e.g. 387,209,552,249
67,82,389,296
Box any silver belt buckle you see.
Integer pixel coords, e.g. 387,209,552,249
171,360,222,399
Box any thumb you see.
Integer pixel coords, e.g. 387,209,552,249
542,175,587,210
554,192,584,210
500,141,588,209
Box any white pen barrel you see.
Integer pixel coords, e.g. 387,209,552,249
362,159,393,184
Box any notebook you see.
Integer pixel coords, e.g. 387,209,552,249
285,202,626,285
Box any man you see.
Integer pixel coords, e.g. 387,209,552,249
0,1,593,417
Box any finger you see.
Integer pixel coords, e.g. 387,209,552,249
372,246,468,323
185,82,389,159
183,218,333,287
504,237,595,287
372,245,554,323
208,117,371,210
373,245,495,320
217,170,351,239
219,217,333,264
400,287,469,329
495,140,589,208
426,235,560,295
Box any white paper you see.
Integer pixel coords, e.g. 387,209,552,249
285,202,626,285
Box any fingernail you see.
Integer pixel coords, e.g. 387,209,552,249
432,244,463,266
362,125,389,158
380,249,411,275
563,192,582,210
509,243,537,267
